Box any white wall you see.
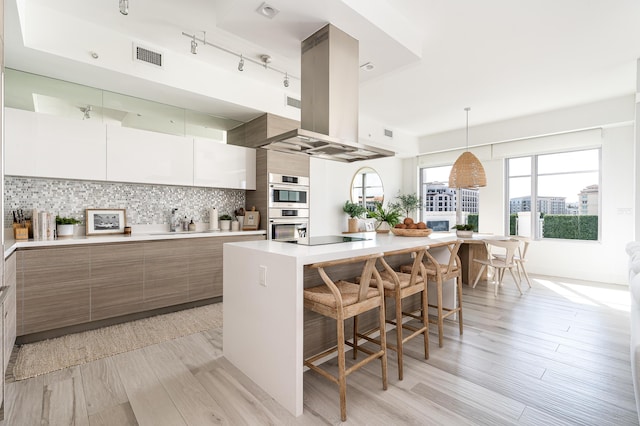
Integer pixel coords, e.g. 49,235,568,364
412,96,636,285
310,156,405,236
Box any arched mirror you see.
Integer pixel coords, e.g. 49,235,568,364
351,167,384,212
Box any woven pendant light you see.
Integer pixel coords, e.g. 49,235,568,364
448,107,486,188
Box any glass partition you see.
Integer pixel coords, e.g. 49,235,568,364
4,68,243,143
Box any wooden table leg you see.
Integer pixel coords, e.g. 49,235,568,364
459,242,488,285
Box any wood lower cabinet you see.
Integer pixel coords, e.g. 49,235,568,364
20,246,91,335
2,252,17,418
90,243,144,321
143,240,190,311
15,235,265,336
4,253,16,373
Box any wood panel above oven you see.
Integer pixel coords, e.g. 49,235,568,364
246,150,310,234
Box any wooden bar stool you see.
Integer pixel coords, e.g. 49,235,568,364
354,246,429,380
304,252,388,422
401,240,463,348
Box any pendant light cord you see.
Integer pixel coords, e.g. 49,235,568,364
465,107,470,151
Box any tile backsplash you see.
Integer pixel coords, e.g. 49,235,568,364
4,176,246,228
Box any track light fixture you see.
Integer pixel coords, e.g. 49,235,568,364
119,0,129,15
181,32,298,83
191,36,198,54
80,105,92,120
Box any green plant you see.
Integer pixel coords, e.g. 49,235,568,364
219,214,233,221
389,192,423,218
55,216,81,225
343,201,367,218
368,202,401,228
452,224,474,231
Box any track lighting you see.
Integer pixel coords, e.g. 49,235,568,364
119,0,128,15
181,32,298,83
260,54,272,69
191,37,198,54
80,105,92,120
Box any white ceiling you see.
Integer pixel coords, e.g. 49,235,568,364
5,0,640,146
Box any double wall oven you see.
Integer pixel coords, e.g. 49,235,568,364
268,173,309,242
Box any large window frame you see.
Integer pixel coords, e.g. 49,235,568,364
505,148,601,241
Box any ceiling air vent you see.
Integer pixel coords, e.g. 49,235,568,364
286,96,301,109
133,44,163,68
384,129,393,138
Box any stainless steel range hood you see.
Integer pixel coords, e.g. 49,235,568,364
259,24,395,163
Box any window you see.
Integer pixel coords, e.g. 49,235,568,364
507,148,600,240
420,165,480,230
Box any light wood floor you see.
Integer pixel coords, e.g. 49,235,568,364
1,274,637,425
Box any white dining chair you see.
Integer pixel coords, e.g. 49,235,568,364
493,236,532,288
472,239,522,296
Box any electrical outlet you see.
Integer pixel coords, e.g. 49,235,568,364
259,265,267,287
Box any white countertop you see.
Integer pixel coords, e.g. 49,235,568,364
4,229,267,258
225,231,462,265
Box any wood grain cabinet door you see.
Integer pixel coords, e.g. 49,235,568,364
143,239,190,310
90,243,144,321
20,247,91,335
3,253,17,372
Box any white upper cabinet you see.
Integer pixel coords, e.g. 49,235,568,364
193,138,256,190
106,125,193,186
4,108,107,180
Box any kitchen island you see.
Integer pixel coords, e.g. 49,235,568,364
223,232,460,417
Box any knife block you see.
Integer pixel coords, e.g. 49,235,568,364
13,224,28,241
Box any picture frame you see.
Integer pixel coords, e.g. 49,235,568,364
243,210,260,230
85,209,127,235
364,221,375,232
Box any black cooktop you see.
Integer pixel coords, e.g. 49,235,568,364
283,235,370,246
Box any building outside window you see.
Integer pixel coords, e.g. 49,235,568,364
420,165,479,231
506,148,600,240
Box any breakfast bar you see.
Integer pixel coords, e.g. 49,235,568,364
223,232,459,416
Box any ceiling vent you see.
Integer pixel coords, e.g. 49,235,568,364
286,96,301,109
384,129,393,138
133,43,163,68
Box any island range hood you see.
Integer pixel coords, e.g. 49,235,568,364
259,24,395,163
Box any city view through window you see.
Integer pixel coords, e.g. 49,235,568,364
421,148,600,240
508,149,600,240
420,165,479,232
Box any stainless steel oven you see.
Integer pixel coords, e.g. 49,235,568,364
269,173,309,209
269,218,309,242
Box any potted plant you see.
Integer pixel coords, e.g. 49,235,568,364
389,192,423,220
219,214,233,231
452,224,474,238
343,201,367,233
56,216,81,239
368,202,401,233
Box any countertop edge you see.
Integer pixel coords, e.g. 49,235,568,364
4,229,267,258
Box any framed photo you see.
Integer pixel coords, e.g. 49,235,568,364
86,209,126,235
243,210,260,230
364,221,375,232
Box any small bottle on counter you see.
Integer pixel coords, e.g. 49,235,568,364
182,216,188,231
188,219,196,232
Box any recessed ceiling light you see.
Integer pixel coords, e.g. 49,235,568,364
360,62,374,71
256,2,279,19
